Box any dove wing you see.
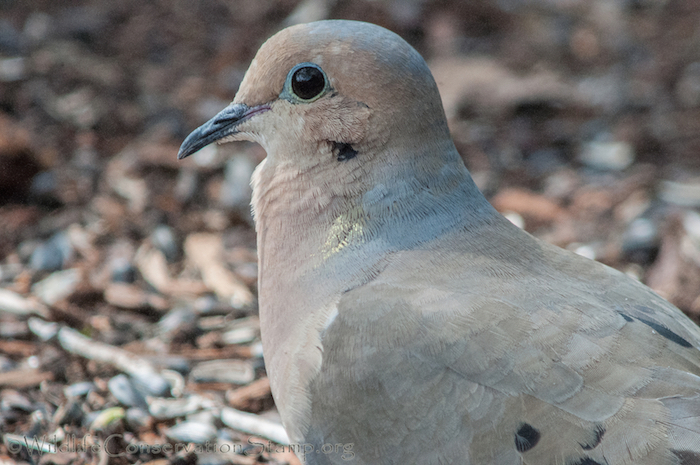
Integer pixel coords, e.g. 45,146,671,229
308,226,700,465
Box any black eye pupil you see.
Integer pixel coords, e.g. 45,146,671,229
291,66,325,100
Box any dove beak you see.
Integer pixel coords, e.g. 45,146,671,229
177,103,271,159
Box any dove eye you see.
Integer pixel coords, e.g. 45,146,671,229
288,63,328,101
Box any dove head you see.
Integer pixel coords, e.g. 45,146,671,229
179,20,483,215
179,20,492,270
179,20,450,160
234,19,448,146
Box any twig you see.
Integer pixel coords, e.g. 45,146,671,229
57,326,169,396
226,377,272,410
0,368,53,388
220,407,289,445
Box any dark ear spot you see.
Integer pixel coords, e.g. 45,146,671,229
515,423,540,453
332,142,358,162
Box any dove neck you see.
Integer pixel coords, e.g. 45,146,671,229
252,142,497,290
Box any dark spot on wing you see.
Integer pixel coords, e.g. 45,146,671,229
618,312,692,348
569,458,604,465
515,423,540,453
580,425,605,450
673,449,700,465
618,312,634,322
635,316,693,348
332,142,358,162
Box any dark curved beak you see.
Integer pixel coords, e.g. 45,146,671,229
177,103,269,160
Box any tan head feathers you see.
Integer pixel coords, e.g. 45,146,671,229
179,20,451,163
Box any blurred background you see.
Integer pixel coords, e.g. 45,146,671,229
1,0,700,464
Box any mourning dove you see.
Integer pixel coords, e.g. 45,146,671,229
179,20,700,465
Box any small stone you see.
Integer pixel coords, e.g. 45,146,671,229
31,269,82,306
27,317,59,341
196,453,234,465
175,168,199,203
220,154,255,210
149,356,190,376
129,371,171,398
0,19,22,55
221,317,260,345
0,263,22,283
526,149,566,177
104,282,167,310
193,295,219,314
158,305,198,338
684,210,700,242
624,264,644,282
621,217,659,265
284,0,331,26
23,12,52,43
30,231,73,271
27,355,40,369
54,88,100,129
502,212,525,230
108,374,148,409
125,407,152,430
0,57,25,82
161,369,185,398
0,390,33,412
250,342,264,358
0,320,29,338
53,400,84,426
30,242,64,272
151,225,180,263
29,171,59,203
660,179,700,208
571,243,597,260
0,355,15,372
106,241,137,283
149,396,214,420
110,259,137,283
186,409,217,426
191,143,219,167
165,421,217,444
89,407,125,431
682,210,700,267
18,240,41,262
0,288,48,317
579,136,634,171
64,381,95,398
190,359,255,385
577,73,624,113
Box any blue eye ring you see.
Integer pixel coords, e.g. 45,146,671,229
282,62,330,103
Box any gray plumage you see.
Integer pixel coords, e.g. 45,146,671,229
179,20,700,465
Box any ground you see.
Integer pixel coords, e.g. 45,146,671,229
1,1,700,464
